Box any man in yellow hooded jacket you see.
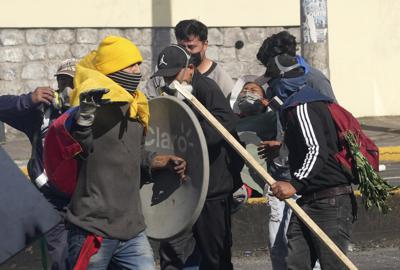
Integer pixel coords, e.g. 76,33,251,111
64,36,187,270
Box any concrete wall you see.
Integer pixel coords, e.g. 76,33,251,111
0,27,300,95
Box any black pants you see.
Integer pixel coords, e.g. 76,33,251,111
287,194,353,270
45,219,69,270
41,190,69,270
159,196,233,270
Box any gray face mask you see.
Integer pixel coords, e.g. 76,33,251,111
237,92,265,115
53,86,73,111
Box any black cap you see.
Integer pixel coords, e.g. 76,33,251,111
151,45,191,78
266,54,305,78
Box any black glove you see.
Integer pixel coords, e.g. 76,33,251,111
77,88,110,126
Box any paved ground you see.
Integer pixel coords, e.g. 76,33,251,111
2,243,400,270
359,116,400,147
232,247,400,270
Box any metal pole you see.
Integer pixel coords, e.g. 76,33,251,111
0,121,5,144
300,0,330,78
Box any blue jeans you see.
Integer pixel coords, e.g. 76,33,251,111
267,194,321,270
68,226,155,270
267,194,292,270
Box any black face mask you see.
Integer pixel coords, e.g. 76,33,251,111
191,52,202,67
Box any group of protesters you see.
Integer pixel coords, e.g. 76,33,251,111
0,18,356,270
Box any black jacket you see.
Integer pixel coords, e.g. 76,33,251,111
190,71,243,198
283,101,350,194
0,93,43,179
0,94,68,209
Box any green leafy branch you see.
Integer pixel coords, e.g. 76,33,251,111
344,132,398,214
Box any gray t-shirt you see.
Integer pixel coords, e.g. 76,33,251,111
142,62,234,99
202,62,234,97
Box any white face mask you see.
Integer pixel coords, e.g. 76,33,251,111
167,80,193,100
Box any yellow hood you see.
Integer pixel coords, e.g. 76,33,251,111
70,51,149,129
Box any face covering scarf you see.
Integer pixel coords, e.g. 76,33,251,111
270,75,307,103
107,70,142,92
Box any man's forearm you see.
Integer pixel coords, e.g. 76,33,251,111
0,93,35,119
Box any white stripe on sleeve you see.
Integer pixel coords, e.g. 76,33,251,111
294,104,320,179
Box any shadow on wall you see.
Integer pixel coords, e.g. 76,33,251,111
151,0,172,70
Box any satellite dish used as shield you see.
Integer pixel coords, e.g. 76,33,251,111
141,96,209,240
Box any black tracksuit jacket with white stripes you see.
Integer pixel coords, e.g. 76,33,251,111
283,101,350,195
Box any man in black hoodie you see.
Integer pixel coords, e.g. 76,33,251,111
259,54,354,270
256,31,338,270
152,45,243,270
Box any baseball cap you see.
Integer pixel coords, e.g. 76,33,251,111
266,54,305,78
55,58,77,77
151,45,191,78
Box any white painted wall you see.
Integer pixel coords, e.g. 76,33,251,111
0,0,299,27
328,0,400,116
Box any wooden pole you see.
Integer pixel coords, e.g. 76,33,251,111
172,81,358,270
